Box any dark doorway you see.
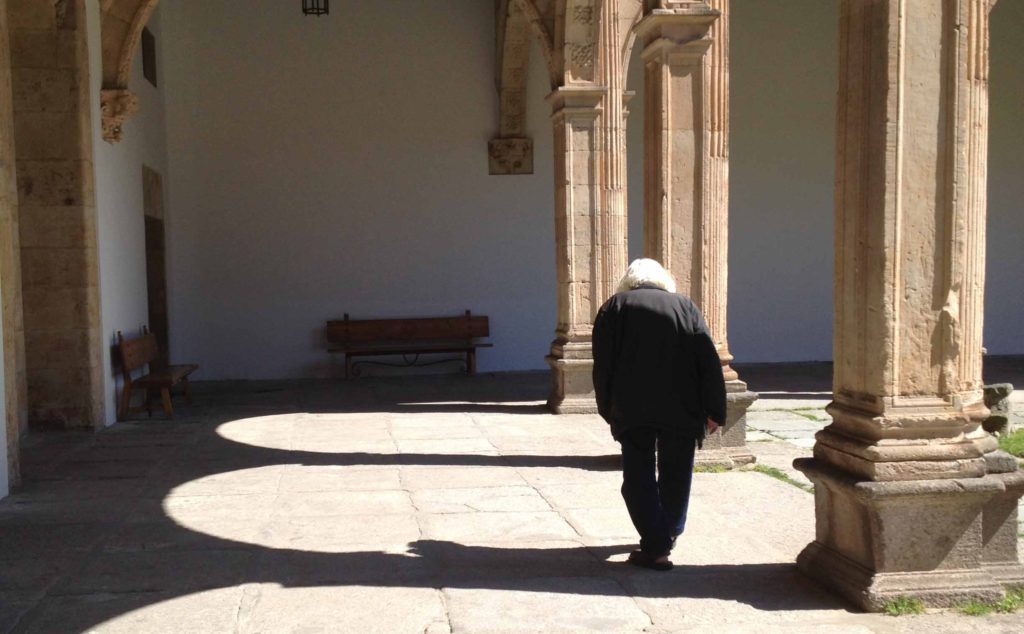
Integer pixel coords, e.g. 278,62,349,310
143,166,169,365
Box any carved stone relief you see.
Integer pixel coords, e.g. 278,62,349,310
488,137,534,175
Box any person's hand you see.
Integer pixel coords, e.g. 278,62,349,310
706,417,720,435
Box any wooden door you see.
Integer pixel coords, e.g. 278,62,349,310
143,166,169,365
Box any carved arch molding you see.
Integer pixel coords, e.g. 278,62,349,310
99,0,647,149
99,0,158,142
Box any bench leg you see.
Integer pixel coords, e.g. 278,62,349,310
160,387,174,419
119,381,133,421
467,350,476,375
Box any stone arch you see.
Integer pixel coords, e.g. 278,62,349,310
619,0,646,75
490,1,557,174
99,0,159,142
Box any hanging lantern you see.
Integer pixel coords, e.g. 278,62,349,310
302,0,329,16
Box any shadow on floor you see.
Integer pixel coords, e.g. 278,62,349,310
2,373,859,632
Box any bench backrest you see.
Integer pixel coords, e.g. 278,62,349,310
326,311,489,345
117,329,160,377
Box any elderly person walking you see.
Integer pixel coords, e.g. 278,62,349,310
592,258,726,571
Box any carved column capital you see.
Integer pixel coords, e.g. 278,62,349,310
100,88,138,144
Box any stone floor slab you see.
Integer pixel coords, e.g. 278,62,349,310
412,486,551,513
10,588,246,634
444,577,651,633
418,511,579,543
242,584,447,634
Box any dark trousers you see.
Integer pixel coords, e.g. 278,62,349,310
619,426,697,556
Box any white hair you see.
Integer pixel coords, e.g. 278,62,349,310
617,258,676,294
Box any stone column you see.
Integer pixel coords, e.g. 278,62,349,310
795,0,1021,610
9,0,105,428
638,0,755,467
546,1,628,415
546,86,606,414
0,0,27,488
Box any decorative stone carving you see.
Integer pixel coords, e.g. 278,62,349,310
100,89,138,144
488,138,534,175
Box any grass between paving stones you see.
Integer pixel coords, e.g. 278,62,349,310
998,429,1024,458
883,597,925,616
957,587,1024,616
749,465,813,493
694,464,728,473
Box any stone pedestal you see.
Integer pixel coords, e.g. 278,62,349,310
795,0,1021,610
795,458,1006,610
546,339,597,415
696,380,757,468
980,451,1024,587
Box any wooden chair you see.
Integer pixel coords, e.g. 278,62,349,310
116,327,198,420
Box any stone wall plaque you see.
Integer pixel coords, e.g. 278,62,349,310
488,137,533,175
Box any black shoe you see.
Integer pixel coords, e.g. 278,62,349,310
627,550,673,571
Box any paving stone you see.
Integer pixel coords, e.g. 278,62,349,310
394,437,498,456
535,482,623,510
272,490,414,518
277,465,403,492
0,523,106,558
444,577,651,633
243,584,447,634
10,588,245,634
263,514,421,552
102,520,271,553
50,550,258,595
400,466,527,490
0,555,86,593
411,486,551,513
418,511,579,543
0,593,36,634
164,465,287,497
561,507,637,540
132,494,276,525
254,549,433,586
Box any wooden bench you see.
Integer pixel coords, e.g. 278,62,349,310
326,310,493,378
116,327,199,420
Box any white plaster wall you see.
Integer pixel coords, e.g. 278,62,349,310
88,1,170,424
986,0,1024,356
162,0,555,379
725,0,838,363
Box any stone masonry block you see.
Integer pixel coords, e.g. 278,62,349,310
13,111,82,160
18,205,93,248
16,160,92,206
7,0,56,30
11,67,76,113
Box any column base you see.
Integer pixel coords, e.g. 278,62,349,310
546,339,597,414
696,380,757,469
794,457,1009,610
981,454,1024,589
797,540,1004,611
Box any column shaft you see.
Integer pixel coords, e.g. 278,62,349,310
0,0,26,488
547,1,629,414
795,0,1020,609
9,0,105,428
639,2,755,467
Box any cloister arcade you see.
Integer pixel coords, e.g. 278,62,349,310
0,0,1020,612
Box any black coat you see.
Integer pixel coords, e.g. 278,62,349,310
592,285,726,444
